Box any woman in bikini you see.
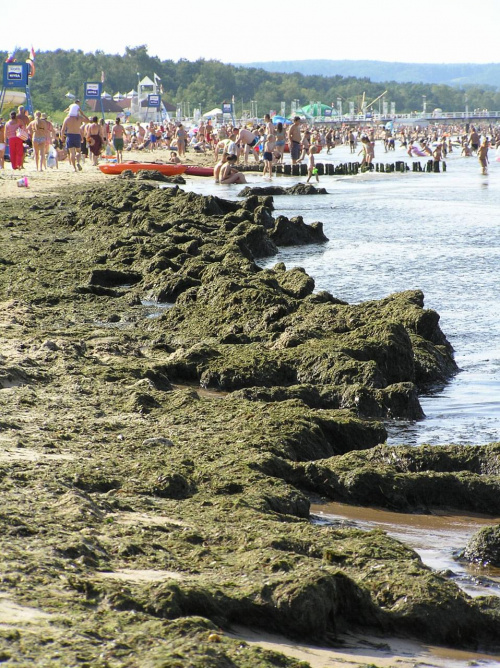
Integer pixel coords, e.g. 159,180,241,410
27,111,48,171
274,122,286,164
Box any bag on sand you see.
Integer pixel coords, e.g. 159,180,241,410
47,146,57,168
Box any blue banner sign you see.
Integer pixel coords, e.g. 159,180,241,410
84,82,102,99
3,63,29,88
148,94,161,108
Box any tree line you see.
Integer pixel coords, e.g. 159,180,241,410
2,46,500,116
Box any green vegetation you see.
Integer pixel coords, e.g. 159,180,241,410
2,46,500,116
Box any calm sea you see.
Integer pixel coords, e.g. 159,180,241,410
187,140,500,447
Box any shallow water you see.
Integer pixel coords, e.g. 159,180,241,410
186,142,500,446
311,501,500,598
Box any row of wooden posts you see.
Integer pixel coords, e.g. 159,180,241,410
238,161,447,176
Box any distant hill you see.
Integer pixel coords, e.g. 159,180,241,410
234,60,500,89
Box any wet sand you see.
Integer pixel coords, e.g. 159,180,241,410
312,501,500,598
229,625,500,668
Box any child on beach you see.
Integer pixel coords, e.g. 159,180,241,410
262,133,275,180
306,145,319,183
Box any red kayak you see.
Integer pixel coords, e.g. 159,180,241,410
184,165,214,177
99,162,187,175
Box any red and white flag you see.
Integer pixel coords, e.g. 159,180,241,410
30,46,36,61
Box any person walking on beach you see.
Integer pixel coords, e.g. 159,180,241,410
27,111,48,171
111,117,127,163
0,118,6,169
86,117,103,166
478,137,489,175
175,124,187,159
288,116,302,165
5,111,24,170
61,110,83,172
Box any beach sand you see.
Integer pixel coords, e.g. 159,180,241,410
0,145,214,199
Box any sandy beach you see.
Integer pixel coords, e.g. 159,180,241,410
0,145,214,199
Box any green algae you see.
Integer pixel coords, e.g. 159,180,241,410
0,182,498,666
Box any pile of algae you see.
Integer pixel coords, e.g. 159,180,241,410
0,181,499,666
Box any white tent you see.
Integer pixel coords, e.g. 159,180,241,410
139,76,155,87
127,89,138,97
101,91,112,99
203,107,223,118
113,92,125,100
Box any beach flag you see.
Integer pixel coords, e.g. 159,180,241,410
153,73,161,85
5,51,15,63
30,46,36,61
101,70,105,83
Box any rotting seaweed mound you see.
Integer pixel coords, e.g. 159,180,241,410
0,181,499,666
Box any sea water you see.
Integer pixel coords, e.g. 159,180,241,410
187,142,500,447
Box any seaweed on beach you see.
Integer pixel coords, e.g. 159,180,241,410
0,181,498,666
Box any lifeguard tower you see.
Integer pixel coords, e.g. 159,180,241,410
0,62,33,115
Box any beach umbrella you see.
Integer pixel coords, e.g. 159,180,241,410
272,115,292,125
203,108,223,118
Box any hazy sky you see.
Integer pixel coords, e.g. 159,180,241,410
4,0,500,65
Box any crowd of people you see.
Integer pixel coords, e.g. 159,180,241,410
0,104,498,178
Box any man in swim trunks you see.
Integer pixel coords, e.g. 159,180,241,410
236,127,260,165
469,127,480,154
111,117,128,163
61,110,84,172
288,116,302,164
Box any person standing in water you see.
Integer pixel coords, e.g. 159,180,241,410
262,133,275,180
477,137,489,175
306,145,319,183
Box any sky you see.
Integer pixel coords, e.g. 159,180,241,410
3,0,500,65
